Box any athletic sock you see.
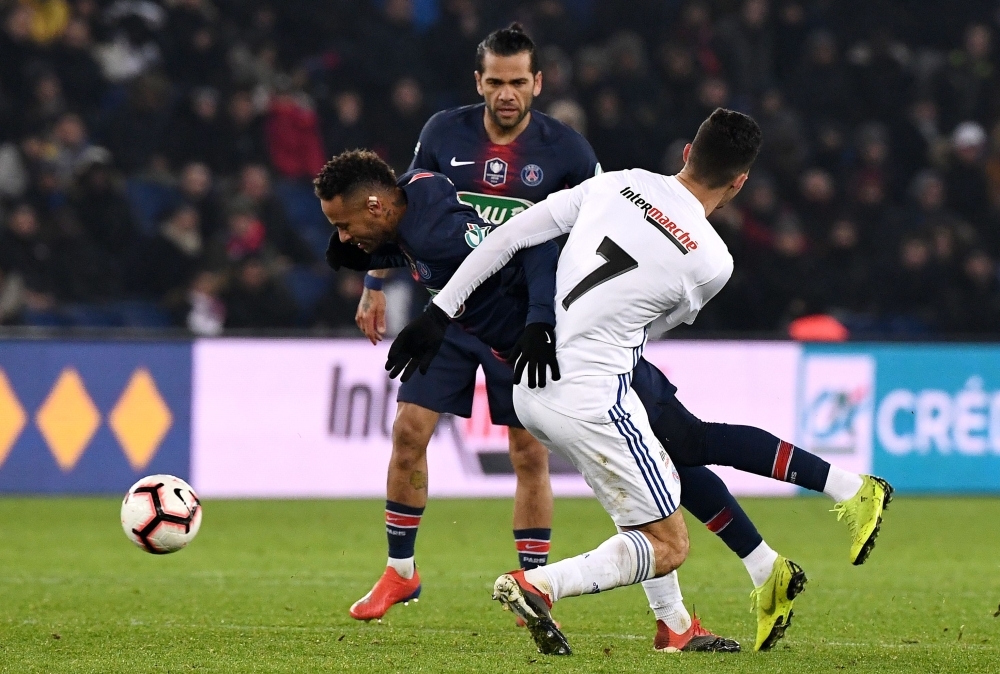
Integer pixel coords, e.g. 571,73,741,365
742,541,780,588
524,531,656,602
514,528,551,570
642,571,691,633
823,465,864,503
677,465,763,558
702,424,831,492
385,500,423,579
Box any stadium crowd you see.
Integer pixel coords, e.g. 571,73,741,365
1,0,999,336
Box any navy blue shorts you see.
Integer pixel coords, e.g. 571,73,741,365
631,357,707,466
396,322,523,428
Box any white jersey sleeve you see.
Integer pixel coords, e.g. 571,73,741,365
431,183,587,318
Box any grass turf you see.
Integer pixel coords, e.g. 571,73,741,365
1,496,998,673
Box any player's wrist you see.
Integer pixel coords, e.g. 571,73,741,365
363,273,385,291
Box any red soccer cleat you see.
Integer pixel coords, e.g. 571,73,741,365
653,613,741,652
349,566,422,621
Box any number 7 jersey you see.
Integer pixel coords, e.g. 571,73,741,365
534,169,733,422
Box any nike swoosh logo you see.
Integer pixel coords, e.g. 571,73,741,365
450,157,475,166
544,333,551,344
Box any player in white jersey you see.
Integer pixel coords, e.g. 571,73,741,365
386,109,762,655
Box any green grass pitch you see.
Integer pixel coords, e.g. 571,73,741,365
2,496,999,673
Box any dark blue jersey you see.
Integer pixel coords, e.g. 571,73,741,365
369,169,557,353
410,103,600,225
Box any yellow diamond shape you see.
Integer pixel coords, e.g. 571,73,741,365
36,368,101,471
0,368,27,469
109,368,173,471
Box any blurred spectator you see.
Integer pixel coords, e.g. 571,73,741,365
177,162,225,239
50,207,124,303
22,0,71,45
378,77,429,173
206,198,278,270
322,91,370,157
0,262,25,324
163,0,225,87
547,99,586,136
52,18,105,119
52,113,93,187
937,23,1000,128
93,0,165,83
234,163,316,264
104,73,171,173
219,90,269,174
716,0,773,99
164,87,228,172
314,271,364,330
222,256,296,329
788,30,857,123
23,71,67,135
949,250,1000,333
0,5,42,106
68,148,137,256
133,204,204,302
185,269,225,334
265,74,325,180
0,203,57,312
945,121,992,231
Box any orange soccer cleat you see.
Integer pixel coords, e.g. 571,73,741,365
349,566,422,621
653,613,741,653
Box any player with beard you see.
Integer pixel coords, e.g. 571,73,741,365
348,24,599,624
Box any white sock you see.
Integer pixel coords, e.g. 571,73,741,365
387,556,415,579
524,531,655,602
824,466,864,503
742,541,779,588
642,571,691,633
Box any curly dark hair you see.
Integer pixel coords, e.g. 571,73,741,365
313,149,397,201
476,22,538,74
687,108,763,189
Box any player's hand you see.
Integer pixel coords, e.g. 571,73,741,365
356,288,387,344
506,323,561,389
326,233,372,271
385,303,451,382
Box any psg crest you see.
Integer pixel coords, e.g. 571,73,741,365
521,164,543,186
484,157,508,186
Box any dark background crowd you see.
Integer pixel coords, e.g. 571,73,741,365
1,0,1000,337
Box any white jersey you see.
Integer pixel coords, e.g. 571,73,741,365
433,168,734,422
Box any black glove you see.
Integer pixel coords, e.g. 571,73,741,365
385,303,451,382
506,323,561,389
325,233,372,271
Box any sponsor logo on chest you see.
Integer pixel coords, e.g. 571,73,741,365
619,186,699,253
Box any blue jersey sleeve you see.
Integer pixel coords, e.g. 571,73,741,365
563,130,601,188
512,241,558,326
408,111,446,172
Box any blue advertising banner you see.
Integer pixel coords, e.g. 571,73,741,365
0,341,191,493
800,344,1000,493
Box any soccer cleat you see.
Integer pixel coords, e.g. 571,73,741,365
749,556,807,651
492,570,571,656
349,566,422,621
654,613,741,652
832,475,894,565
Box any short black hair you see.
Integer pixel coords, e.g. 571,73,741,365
313,149,397,201
687,108,763,189
476,23,538,74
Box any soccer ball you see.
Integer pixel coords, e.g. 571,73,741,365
121,475,202,554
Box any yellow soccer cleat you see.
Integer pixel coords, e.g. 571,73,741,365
750,556,807,651
833,475,894,565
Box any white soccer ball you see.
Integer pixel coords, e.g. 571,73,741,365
121,475,202,554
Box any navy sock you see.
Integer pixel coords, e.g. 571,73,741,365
702,424,831,493
513,528,551,569
385,500,424,559
677,465,763,558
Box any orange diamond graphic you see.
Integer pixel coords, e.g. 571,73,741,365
36,368,101,471
109,368,173,471
0,368,27,469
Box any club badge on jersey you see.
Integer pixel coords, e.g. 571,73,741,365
520,164,543,186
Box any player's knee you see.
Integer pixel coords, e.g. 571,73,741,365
652,407,708,467
507,429,549,477
392,411,435,462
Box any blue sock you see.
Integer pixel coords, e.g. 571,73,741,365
703,424,831,493
677,465,763,558
385,500,424,560
513,528,551,569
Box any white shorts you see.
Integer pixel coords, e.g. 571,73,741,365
514,386,681,527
